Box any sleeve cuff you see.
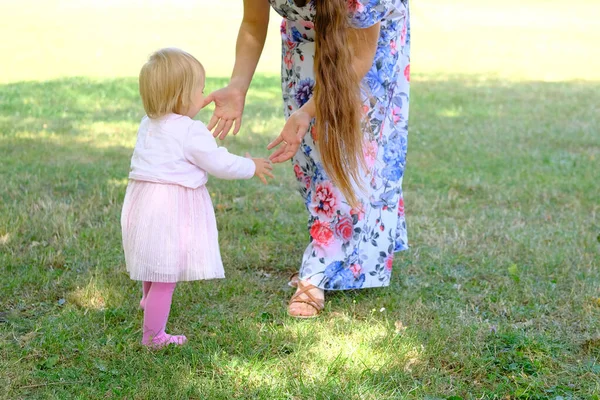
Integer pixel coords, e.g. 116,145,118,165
244,158,256,179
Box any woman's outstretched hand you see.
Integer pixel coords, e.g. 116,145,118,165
267,109,312,163
204,85,246,140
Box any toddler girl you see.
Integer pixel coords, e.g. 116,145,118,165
121,48,273,348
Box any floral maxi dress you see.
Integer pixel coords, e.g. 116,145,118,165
269,0,411,290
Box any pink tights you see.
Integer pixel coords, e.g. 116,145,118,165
139,281,187,348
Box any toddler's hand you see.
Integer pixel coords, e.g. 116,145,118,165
247,153,274,184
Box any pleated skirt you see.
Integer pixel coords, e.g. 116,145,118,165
121,180,224,282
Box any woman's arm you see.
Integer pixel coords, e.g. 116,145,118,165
206,0,270,139
295,23,380,119
229,0,271,93
268,23,381,162
350,23,381,83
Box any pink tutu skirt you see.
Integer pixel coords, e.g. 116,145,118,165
121,180,224,282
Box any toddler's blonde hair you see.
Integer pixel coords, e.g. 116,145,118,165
139,48,205,119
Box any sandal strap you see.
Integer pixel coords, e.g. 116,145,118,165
289,283,324,312
290,296,321,312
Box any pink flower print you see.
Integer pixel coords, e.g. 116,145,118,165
350,263,362,278
404,64,410,82
310,181,339,221
350,205,365,221
392,106,402,124
284,50,294,70
285,38,297,51
294,164,303,180
398,197,405,217
362,104,370,115
347,0,364,12
371,174,377,188
385,254,394,271
400,21,407,46
310,220,334,248
310,125,317,141
334,215,353,242
300,20,314,30
363,140,378,170
304,175,312,190
390,39,397,56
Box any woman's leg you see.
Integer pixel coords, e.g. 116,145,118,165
142,282,187,348
288,144,326,317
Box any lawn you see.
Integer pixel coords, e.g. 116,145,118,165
1,0,599,399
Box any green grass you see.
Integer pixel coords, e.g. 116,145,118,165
2,0,600,399
2,75,599,400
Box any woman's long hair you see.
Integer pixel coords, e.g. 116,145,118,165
296,0,364,206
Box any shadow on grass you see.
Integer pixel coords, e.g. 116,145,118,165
1,76,599,398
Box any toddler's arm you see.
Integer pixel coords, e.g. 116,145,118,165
184,121,256,180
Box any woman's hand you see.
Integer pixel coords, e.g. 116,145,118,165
204,84,247,140
207,0,269,138
267,109,312,163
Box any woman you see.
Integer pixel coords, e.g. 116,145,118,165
206,0,410,318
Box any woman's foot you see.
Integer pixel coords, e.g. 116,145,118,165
142,332,187,349
288,280,325,318
288,272,300,288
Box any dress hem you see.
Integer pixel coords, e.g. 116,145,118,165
128,274,225,283
300,245,408,291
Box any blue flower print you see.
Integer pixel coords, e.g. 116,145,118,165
381,165,403,182
291,26,304,42
324,261,344,280
365,69,386,97
324,266,365,290
312,162,327,183
302,142,312,157
294,78,314,107
383,135,405,164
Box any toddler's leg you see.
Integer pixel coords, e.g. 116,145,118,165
142,282,187,348
139,281,152,310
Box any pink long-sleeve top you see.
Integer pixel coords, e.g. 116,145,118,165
128,114,255,188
